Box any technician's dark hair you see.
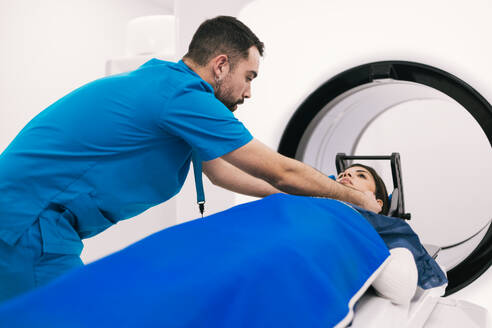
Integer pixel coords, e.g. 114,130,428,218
347,163,390,216
183,16,264,70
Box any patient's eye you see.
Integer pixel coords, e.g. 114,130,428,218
358,173,367,179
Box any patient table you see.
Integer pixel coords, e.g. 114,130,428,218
352,255,489,328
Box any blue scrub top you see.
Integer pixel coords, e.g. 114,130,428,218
0,59,253,248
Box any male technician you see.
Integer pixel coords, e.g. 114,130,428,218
0,16,381,302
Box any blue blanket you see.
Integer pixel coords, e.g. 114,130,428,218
0,194,393,327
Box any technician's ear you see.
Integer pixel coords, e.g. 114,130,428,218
212,54,230,80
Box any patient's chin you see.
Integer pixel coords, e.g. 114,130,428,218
371,247,418,305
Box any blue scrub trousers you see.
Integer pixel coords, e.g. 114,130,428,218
0,219,84,303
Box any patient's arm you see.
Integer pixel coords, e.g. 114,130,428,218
203,157,282,197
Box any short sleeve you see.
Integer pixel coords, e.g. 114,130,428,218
158,81,253,161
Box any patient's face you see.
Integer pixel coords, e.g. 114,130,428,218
337,166,377,193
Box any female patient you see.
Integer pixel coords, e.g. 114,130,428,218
337,164,427,304
336,163,390,215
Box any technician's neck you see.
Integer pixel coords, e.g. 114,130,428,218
182,57,216,89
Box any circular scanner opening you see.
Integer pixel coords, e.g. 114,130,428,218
278,61,492,295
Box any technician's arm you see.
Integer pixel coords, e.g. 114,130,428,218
203,157,282,197
221,138,381,212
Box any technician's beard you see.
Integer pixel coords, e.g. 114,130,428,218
215,79,240,112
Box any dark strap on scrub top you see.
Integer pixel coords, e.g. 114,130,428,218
192,151,205,218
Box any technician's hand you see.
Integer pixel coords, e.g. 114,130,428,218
360,191,382,213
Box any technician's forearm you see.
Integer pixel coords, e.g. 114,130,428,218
272,157,365,206
221,139,368,207
215,172,282,197
204,158,282,197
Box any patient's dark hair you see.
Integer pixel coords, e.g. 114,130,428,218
347,163,390,215
183,16,264,70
